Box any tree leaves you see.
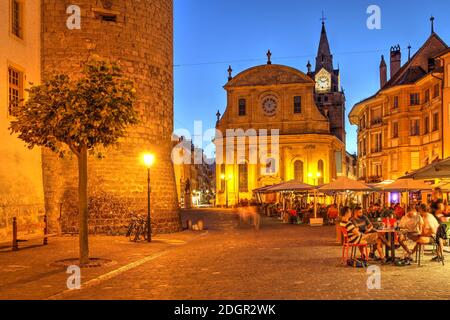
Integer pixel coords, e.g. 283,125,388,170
9,58,138,158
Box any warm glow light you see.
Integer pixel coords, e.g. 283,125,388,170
228,174,233,180
317,172,322,178
220,174,226,180
308,172,313,178
143,153,155,168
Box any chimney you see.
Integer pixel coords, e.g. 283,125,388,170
390,45,401,78
379,55,387,88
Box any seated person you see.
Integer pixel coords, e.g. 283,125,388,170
327,204,339,223
397,206,423,259
351,206,374,234
340,206,386,263
394,204,405,219
413,204,440,261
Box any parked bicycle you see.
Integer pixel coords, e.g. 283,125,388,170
126,213,150,242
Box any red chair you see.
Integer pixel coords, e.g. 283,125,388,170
340,226,369,265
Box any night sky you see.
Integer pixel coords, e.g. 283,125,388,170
174,0,450,157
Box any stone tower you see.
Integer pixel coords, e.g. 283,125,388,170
41,0,181,234
310,22,346,145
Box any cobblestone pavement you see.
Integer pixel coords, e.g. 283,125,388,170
52,208,450,300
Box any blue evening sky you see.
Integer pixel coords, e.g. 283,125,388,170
173,0,450,157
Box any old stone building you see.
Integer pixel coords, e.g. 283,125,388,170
173,136,215,208
0,0,44,241
349,20,449,183
215,22,346,206
1,0,181,237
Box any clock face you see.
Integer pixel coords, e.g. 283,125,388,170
316,76,330,91
262,96,278,116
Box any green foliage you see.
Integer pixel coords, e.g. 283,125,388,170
9,58,138,157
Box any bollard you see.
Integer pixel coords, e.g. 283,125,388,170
43,214,48,245
12,217,18,251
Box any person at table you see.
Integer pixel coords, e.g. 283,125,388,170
413,204,440,260
341,206,386,263
397,206,423,260
394,203,405,219
351,206,375,234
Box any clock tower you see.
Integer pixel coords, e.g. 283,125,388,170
308,21,346,144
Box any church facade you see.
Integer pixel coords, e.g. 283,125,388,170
215,22,346,206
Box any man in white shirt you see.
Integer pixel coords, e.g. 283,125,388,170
398,206,423,259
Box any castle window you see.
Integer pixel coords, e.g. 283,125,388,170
220,163,225,191
238,163,248,192
424,116,429,134
8,66,23,116
393,96,399,109
432,112,439,131
293,96,302,114
424,89,430,103
392,121,399,138
433,84,440,98
410,119,420,136
409,93,420,106
11,0,23,38
317,160,324,185
293,160,304,182
238,99,246,116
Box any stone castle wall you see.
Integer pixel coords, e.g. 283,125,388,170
41,0,181,234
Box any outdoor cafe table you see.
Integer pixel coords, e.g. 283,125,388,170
376,228,398,263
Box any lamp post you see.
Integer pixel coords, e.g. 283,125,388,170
309,172,323,226
143,153,155,242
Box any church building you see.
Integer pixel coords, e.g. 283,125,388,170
215,22,346,206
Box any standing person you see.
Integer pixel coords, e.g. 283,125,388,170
430,187,444,219
340,207,386,263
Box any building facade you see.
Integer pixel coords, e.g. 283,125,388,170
0,0,181,237
173,137,215,208
0,0,44,241
215,23,346,206
349,24,449,183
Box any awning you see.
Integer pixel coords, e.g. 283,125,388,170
381,178,433,192
318,176,374,192
401,157,450,180
265,180,315,192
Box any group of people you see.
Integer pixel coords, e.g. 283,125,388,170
340,188,448,265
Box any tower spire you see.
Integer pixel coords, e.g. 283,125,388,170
315,17,333,73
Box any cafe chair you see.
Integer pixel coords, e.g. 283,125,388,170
340,227,369,265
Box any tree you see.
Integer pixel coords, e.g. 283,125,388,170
10,58,137,265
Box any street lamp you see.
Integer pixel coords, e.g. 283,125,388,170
143,153,155,242
309,172,323,226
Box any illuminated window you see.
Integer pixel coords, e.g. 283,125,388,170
293,96,301,114
11,0,23,38
238,99,246,116
293,160,304,182
220,163,225,191
8,66,23,116
409,93,420,106
410,119,420,136
432,112,439,131
317,160,324,185
392,121,399,138
238,163,248,192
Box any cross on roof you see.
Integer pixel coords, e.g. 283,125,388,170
320,11,327,24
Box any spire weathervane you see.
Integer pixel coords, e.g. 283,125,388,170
227,65,233,81
266,50,272,65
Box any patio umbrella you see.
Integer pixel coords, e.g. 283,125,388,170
318,176,374,192
265,180,315,192
401,157,450,180
381,178,433,192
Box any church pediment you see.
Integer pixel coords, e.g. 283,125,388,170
225,64,314,88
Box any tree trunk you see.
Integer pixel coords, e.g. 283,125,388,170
78,147,89,265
